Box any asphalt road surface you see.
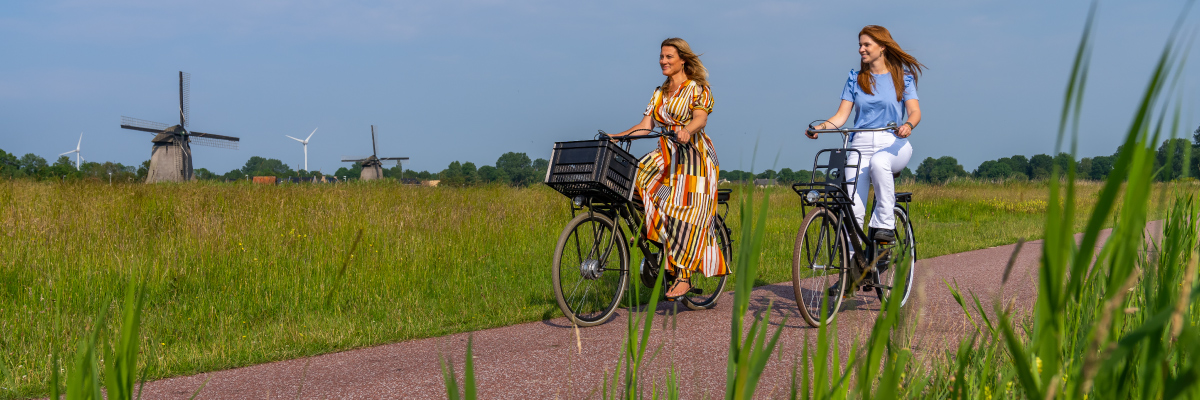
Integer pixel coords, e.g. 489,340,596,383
138,223,1153,399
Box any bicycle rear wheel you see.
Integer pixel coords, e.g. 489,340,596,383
874,207,915,307
683,216,732,310
792,207,848,328
552,212,629,327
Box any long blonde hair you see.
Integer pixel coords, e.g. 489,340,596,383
857,25,925,101
660,38,709,92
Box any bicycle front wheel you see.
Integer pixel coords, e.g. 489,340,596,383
874,207,915,307
683,215,732,310
552,211,629,327
792,207,848,328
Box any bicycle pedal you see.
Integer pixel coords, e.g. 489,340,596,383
688,288,704,295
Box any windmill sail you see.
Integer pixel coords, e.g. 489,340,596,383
180,71,190,128
120,116,171,134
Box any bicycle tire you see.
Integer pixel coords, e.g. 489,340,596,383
792,207,849,328
683,216,732,310
874,207,915,307
552,212,629,327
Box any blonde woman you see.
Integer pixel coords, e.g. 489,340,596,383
610,38,726,299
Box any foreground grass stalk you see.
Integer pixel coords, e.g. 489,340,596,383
724,182,786,400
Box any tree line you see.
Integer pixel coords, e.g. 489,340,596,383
0,148,552,187
3,127,1196,185
920,133,1199,184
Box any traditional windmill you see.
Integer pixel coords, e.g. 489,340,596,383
119,71,239,183
341,125,407,181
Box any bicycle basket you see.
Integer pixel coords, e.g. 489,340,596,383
544,140,639,203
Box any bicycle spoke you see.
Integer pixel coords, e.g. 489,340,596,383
572,283,593,316
565,273,585,303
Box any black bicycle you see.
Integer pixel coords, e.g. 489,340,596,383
790,122,916,328
545,129,734,327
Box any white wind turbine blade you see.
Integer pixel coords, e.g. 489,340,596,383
59,149,77,157
77,132,83,151
305,127,317,142
286,135,305,143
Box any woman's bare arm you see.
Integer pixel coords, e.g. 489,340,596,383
614,115,655,137
897,99,920,138
807,100,853,138
676,109,707,143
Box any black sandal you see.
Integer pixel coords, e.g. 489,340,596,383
666,278,691,301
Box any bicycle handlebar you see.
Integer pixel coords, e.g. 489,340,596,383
805,121,899,135
596,128,676,141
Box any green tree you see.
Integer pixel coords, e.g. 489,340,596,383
1053,152,1075,174
756,169,777,179
0,149,20,178
222,169,246,181
240,156,294,177
531,158,549,182
50,155,78,179
1155,138,1191,181
898,167,915,181
720,170,754,182
1090,155,1115,180
194,168,220,180
478,165,504,183
1029,154,1053,179
974,160,1013,180
915,156,967,184
383,163,404,179
999,155,1031,177
136,160,150,181
461,161,479,185
20,153,49,179
1077,158,1093,180
496,152,535,186
777,168,797,183
440,161,465,186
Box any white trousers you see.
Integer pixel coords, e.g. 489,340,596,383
848,131,913,231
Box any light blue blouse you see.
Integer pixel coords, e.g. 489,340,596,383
840,70,918,131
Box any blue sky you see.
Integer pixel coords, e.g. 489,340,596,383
0,0,1196,175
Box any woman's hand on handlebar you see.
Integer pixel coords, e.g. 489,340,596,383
806,121,831,139
897,122,912,138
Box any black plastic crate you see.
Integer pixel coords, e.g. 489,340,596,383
544,140,639,203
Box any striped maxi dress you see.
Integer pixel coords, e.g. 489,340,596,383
636,80,727,279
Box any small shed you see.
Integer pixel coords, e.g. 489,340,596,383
754,178,776,187
253,176,278,185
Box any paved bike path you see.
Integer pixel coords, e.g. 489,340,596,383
138,224,1153,399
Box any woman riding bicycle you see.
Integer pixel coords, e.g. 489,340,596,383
608,37,727,300
807,25,923,245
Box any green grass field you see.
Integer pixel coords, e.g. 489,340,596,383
0,178,1180,398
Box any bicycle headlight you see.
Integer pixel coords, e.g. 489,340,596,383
805,190,820,203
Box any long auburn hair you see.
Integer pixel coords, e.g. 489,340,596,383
660,38,709,92
857,25,925,101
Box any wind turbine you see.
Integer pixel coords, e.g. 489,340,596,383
59,132,84,170
286,128,317,172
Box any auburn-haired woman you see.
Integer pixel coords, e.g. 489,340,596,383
807,25,924,259
610,38,726,299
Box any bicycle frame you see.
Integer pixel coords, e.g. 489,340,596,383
565,130,732,289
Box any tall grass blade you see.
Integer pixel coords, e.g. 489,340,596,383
104,282,145,400
324,228,364,306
